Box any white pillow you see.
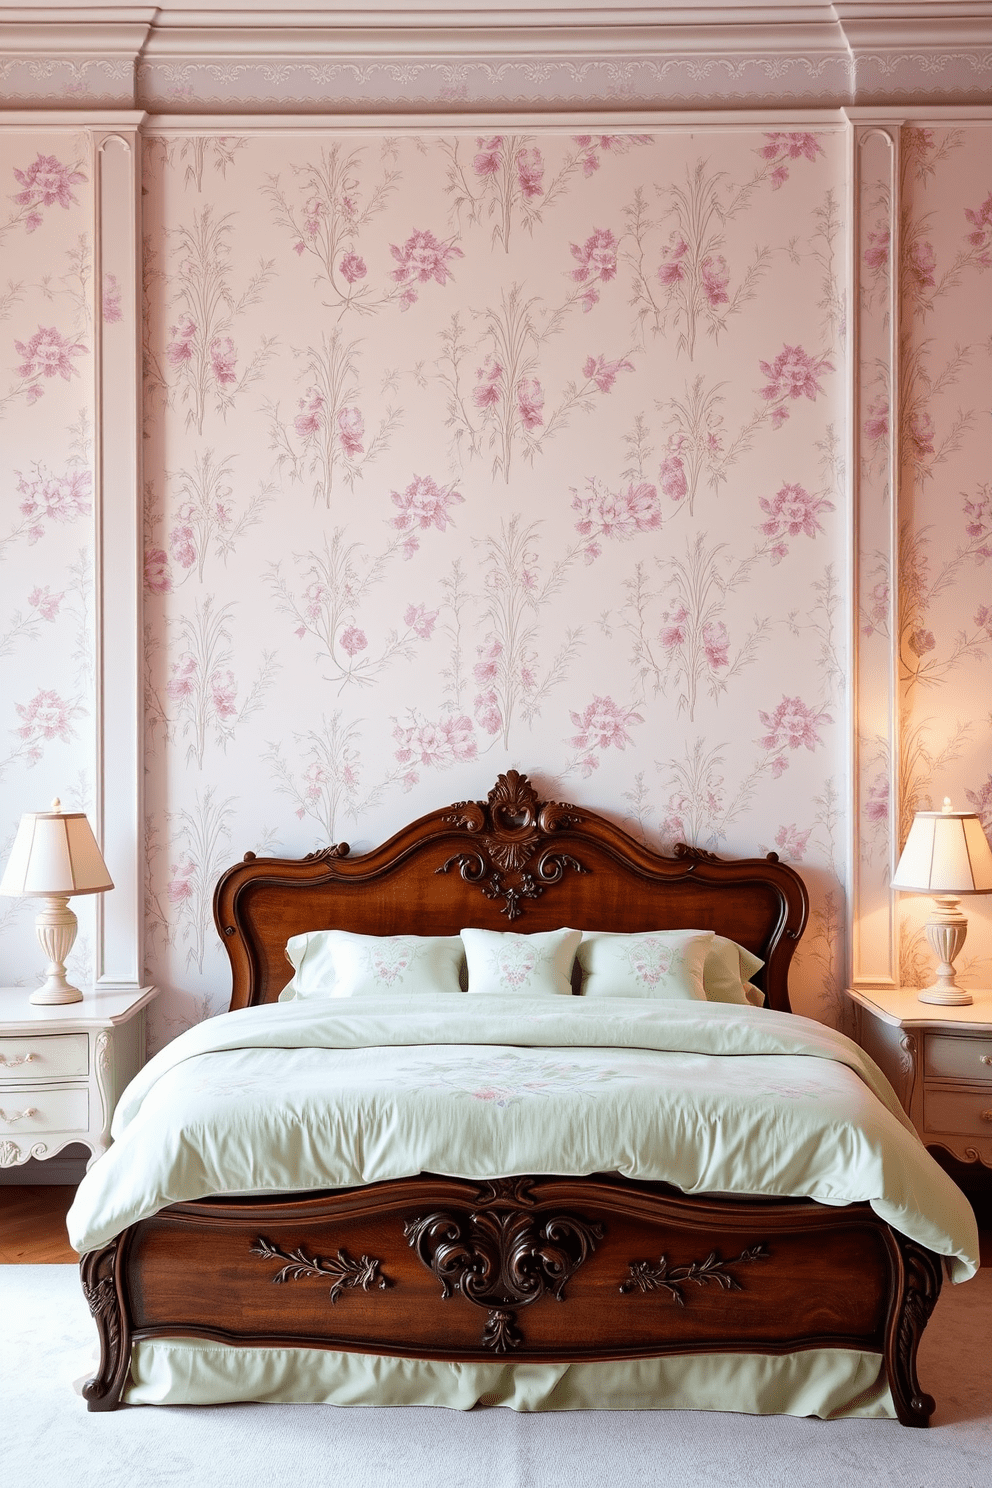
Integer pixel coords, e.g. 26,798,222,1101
461,927,582,998
280,930,465,1001
576,929,714,1000
703,935,766,1006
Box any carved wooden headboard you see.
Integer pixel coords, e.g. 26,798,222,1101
213,771,809,1013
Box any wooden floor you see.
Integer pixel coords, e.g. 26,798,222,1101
2,1184,991,1267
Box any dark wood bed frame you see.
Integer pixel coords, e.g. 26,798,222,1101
80,771,943,1423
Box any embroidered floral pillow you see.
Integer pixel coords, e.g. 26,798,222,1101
461,927,582,998
279,930,465,1000
576,930,714,1000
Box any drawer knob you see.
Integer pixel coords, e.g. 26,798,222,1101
0,1052,37,1067
0,1107,38,1123
982,1055,992,1067
983,1111,992,1123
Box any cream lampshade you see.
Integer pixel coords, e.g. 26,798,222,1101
891,798,992,1006
0,798,114,1004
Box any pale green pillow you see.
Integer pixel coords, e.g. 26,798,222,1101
461,927,582,997
577,929,714,1000
703,935,766,1006
280,930,465,1001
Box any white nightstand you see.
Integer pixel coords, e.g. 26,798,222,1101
846,986,992,1168
0,985,157,1171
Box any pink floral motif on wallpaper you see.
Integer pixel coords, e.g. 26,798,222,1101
14,463,91,536
758,133,824,191
6,153,87,239
772,824,813,862
390,228,464,311
571,135,653,178
571,478,662,561
569,227,618,313
392,710,478,788
12,325,87,403
565,695,643,778
165,449,272,585
11,688,83,767
164,596,277,768
758,483,835,563
758,344,834,428
268,331,401,503
102,273,122,324
963,190,992,268
965,775,992,833
758,696,833,777
390,474,464,558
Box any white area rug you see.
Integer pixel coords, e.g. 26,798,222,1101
2,1265,990,1488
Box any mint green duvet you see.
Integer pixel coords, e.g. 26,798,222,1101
66,996,979,1416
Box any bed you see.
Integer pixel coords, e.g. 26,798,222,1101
70,770,979,1423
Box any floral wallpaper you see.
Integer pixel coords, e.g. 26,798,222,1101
0,121,989,1046
0,137,96,987
138,126,851,1040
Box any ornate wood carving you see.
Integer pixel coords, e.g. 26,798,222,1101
437,770,588,920
404,1199,603,1352
885,1234,943,1427
302,843,351,863
620,1244,769,1304
672,843,722,864
81,1238,131,1411
250,1238,390,1303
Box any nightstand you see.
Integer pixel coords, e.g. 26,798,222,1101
0,986,157,1171
846,986,992,1168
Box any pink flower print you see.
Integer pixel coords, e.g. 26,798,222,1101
302,579,330,627
759,133,824,179
170,524,196,570
167,654,198,703
570,228,618,286
337,406,365,457
144,548,172,595
908,627,936,657
473,355,503,411
167,314,197,367
339,626,367,658
389,229,464,289
864,398,889,444
759,483,834,541
909,411,935,457
770,407,789,430
582,354,634,393
16,465,92,525
516,147,544,200
660,604,688,651
964,192,992,266
571,479,661,548
862,579,889,636
209,336,237,387
774,824,812,862
210,669,238,720
659,454,688,503
863,226,890,270
475,689,502,736
15,688,76,745
865,773,889,826
658,237,688,287
303,195,328,240
700,255,730,308
28,586,62,622
167,858,196,906
404,603,439,640
908,240,937,291
473,136,503,177
758,696,833,754
390,475,465,544
569,695,643,754
102,273,122,324
14,325,87,382
473,638,503,686
976,604,992,639
702,621,730,670
340,251,367,284
12,154,86,212
294,387,326,439
964,487,992,561
965,774,992,832
759,344,834,405
516,377,544,432
770,165,789,191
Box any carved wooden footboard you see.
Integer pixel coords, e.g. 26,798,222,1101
81,1173,942,1424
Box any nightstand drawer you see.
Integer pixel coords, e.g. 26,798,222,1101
0,1033,89,1080
0,1084,89,1133
925,1087,992,1137
926,1034,992,1084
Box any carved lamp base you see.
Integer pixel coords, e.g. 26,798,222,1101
30,894,83,1005
918,896,972,1007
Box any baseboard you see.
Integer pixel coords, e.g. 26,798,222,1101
0,1146,89,1185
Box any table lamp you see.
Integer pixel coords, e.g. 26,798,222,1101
891,797,992,1005
0,798,114,1004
